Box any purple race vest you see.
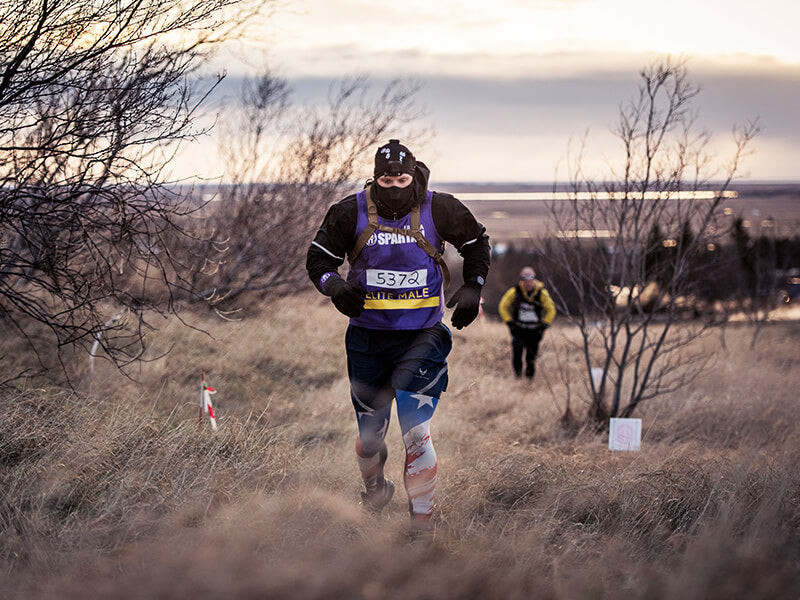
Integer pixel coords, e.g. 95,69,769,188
347,190,445,330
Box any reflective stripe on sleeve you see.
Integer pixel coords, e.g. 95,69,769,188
458,236,479,250
311,241,344,261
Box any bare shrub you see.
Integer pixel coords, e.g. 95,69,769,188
0,0,268,381
179,75,429,311
544,57,760,424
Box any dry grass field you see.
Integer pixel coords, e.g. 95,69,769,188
1,293,799,599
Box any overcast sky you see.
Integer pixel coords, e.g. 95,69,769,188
182,0,800,183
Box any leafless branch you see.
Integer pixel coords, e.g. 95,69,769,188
0,0,271,384
542,57,759,424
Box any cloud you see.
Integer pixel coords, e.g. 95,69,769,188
283,60,800,135
189,56,800,183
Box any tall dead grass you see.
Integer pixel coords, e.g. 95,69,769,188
1,293,798,599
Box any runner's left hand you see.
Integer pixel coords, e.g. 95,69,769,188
446,282,482,329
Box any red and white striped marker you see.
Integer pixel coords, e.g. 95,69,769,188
200,371,218,432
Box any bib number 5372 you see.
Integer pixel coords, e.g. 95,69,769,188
366,269,427,289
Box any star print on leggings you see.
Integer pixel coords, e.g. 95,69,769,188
412,393,435,409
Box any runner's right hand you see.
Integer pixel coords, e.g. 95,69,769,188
325,277,366,317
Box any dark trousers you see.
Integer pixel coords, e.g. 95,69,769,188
345,322,452,415
511,328,543,379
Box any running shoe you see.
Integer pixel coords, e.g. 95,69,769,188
359,477,395,513
406,513,434,543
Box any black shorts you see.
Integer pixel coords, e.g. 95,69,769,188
345,322,452,413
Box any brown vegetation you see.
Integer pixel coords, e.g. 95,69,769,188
0,0,269,376
1,294,799,599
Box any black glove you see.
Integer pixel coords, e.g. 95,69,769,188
446,282,482,329
507,322,519,337
325,277,366,318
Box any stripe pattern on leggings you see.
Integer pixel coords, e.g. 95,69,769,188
397,391,438,516
403,418,437,515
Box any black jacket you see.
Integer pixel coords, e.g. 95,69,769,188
306,162,490,294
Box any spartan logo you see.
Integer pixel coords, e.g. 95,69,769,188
365,224,426,247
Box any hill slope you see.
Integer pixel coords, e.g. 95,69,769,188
2,294,799,599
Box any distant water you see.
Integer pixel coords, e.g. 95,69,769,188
456,191,739,202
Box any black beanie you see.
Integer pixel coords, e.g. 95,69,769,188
374,139,416,178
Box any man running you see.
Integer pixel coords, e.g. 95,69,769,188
306,139,490,531
498,266,556,381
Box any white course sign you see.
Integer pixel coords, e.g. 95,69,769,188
609,418,642,451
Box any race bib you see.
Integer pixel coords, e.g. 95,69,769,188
366,269,427,289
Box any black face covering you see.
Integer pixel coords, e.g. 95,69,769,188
372,182,416,217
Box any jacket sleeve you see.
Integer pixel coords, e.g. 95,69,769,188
497,287,516,323
540,287,557,325
431,192,490,284
305,196,358,294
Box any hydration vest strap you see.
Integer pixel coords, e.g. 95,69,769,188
347,188,451,291
512,285,544,321
348,187,380,264
408,207,451,291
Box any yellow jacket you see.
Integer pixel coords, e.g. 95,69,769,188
498,280,556,327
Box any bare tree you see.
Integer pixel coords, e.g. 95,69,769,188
544,57,759,425
183,73,428,309
0,0,267,381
